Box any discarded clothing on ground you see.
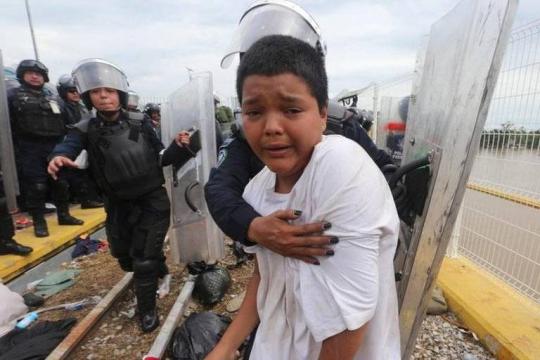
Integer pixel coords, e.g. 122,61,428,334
71,235,106,259
34,270,80,299
169,312,231,360
0,317,76,360
0,283,28,338
189,262,231,306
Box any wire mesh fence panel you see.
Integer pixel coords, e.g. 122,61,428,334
458,20,540,303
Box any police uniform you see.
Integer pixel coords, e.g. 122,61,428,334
50,109,194,331
8,72,83,238
204,103,395,246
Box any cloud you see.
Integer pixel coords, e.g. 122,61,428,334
2,0,540,105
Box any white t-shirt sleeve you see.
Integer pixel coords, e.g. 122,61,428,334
295,137,396,342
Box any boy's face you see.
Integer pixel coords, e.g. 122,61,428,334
242,73,327,187
89,87,120,111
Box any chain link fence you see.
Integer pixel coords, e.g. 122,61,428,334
457,20,540,302
335,21,540,303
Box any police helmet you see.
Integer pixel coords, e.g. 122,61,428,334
56,74,77,100
221,0,326,68
16,59,50,83
72,58,129,110
127,90,140,110
144,103,160,116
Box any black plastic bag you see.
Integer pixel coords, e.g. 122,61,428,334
169,312,231,360
189,262,231,306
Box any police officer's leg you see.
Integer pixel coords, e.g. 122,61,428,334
132,188,170,332
0,192,32,255
18,142,49,237
104,199,133,272
26,182,48,237
77,170,104,209
52,176,84,226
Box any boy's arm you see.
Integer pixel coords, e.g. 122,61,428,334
205,260,260,360
319,325,369,360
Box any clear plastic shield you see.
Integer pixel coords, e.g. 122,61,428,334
161,72,224,264
72,59,129,94
221,1,322,68
377,96,406,165
396,0,517,357
0,50,19,211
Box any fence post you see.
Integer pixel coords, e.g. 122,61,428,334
447,203,463,258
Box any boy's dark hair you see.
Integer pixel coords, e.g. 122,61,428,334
236,35,328,111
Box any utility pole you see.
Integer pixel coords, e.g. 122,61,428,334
25,0,39,60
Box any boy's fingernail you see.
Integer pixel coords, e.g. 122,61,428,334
313,260,320,265
330,237,339,244
326,250,335,256
322,222,332,230
293,210,302,216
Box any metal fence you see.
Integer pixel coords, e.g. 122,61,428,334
457,20,540,303
335,20,540,303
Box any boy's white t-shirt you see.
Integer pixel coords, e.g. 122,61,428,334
243,135,400,360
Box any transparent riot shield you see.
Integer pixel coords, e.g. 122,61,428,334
377,96,407,166
161,72,224,264
395,0,517,358
0,50,19,212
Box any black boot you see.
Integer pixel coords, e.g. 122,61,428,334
0,239,33,256
26,183,49,237
133,260,160,333
57,206,84,225
53,180,84,225
135,276,160,332
31,211,49,237
0,206,32,254
79,179,104,209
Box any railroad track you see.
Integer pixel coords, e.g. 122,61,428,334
44,271,195,360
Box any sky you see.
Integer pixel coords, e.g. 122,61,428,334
2,0,540,105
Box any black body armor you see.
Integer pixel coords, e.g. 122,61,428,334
87,113,164,200
11,87,65,137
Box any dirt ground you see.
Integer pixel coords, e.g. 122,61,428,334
28,237,492,359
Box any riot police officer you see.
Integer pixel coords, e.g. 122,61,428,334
205,0,395,263
143,102,161,139
57,74,90,125
8,60,83,238
47,59,196,332
57,74,103,209
127,90,140,112
0,166,32,256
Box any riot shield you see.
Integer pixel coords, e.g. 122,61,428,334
377,96,407,165
161,72,224,264
395,0,517,357
0,50,19,212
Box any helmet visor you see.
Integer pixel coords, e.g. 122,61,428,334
127,92,139,107
221,3,322,68
58,74,75,88
72,59,129,94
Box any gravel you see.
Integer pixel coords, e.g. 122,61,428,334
413,313,495,359
33,238,494,359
